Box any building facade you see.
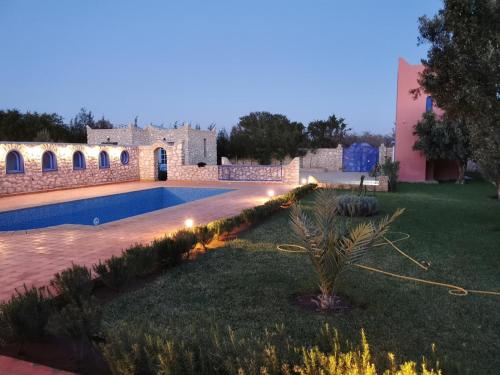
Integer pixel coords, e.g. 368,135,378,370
87,123,217,165
395,58,458,182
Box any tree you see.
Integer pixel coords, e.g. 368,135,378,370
343,131,394,147
94,116,113,129
70,108,95,130
216,128,231,164
230,112,306,164
307,115,350,148
414,0,500,197
413,112,472,183
0,109,80,142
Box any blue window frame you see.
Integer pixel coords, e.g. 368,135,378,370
425,96,433,112
120,150,129,165
42,151,57,172
73,151,86,170
6,150,24,174
99,151,110,169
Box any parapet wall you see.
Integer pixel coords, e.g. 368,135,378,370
0,142,139,195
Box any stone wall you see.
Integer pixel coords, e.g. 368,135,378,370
300,148,343,171
282,157,301,184
379,145,394,163
0,142,139,195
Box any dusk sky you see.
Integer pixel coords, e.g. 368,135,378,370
0,1,442,134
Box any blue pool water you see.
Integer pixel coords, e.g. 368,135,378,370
0,187,232,231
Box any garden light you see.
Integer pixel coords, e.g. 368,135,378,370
267,189,275,198
185,218,194,228
301,178,307,185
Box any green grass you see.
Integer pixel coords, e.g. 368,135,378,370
103,181,500,374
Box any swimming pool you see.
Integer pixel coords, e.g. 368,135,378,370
0,187,233,231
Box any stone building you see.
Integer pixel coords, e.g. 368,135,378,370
0,124,302,195
87,123,217,165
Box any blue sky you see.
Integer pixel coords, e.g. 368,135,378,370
0,1,442,134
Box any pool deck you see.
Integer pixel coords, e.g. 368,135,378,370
0,180,294,302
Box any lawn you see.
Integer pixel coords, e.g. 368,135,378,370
103,181,500,374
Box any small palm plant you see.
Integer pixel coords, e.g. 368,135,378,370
291,189,404,310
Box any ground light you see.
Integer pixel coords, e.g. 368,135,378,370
267,190,275,198
301,178,307,185
184,218,194,228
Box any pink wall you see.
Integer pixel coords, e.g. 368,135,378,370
395,58,428,182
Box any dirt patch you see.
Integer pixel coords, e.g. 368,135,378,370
293,293,357,314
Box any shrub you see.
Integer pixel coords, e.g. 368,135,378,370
47,298,102,360
123,244,158,278
171,229,198,258
93,256,129,291
381,161,400,192
153,230,197,269
0,285,52,345
100,323,440,375
194,226,213,250
336,195,379,217
50,264,93,306
208,216,240,238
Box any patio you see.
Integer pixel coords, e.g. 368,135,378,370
0,181,294,302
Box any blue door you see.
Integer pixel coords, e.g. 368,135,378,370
342,143,379,172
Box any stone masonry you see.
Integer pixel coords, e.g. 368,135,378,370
87,123,217,165
0,142,139,195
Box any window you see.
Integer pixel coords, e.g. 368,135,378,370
203,138,207,158
42,151,57,172
425,96,433,112
6,150,24,173
99,151,110,169
73,151,86,170
120,150,129,165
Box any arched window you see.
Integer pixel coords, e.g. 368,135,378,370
73,151,86,170
42,151,57,172
6,150,24,174
425,96,433,112
99,151,110,169
120,150,129,165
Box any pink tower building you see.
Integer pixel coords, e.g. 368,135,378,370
395,58,457,182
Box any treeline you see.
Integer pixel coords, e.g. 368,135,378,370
0,108,113,143
217,111,393,164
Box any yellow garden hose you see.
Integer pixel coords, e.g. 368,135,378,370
277,232,500,297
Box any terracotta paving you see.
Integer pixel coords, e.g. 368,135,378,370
0,180,293,302
0,355,73,374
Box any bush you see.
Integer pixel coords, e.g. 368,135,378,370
100,324,440,375
207,216,240,238
50,264,93,306
153,230,197,269
194,226,213,250
0,285,52,345
381,161,400,192
93,256,129,291
336,195,379,217
123,244,158,278
47,298,102,360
